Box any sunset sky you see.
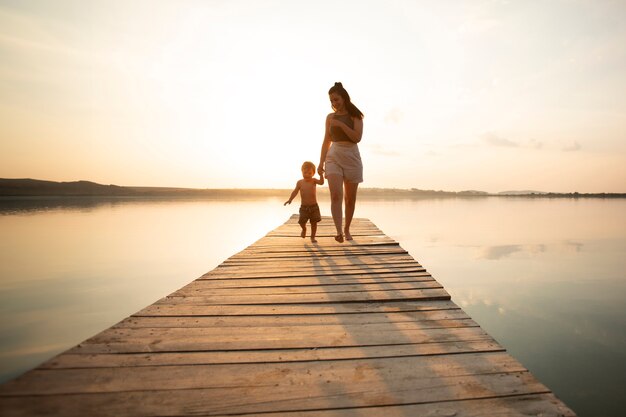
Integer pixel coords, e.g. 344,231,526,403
1,0,625,193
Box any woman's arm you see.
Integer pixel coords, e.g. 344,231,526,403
318,114,333,175
329,116,363,143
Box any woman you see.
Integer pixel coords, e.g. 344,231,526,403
318,82,364,243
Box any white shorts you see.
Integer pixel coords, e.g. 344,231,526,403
325,142,363,183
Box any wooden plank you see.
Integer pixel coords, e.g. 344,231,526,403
171,281,443,296
191,274,434,288
0,391,576,417
87,318,480,343
226,249,409,260
238,243,401,254
219,259,420,268
204,266,427,279
155,287,450,305
202,394,577,417
0,352,532,395
134,300,461,316
219,253,417,266
113,308,470,328
217,259,421,267
41,340,505,369
208,263,426,274
250,237,397,247
69,326,490,353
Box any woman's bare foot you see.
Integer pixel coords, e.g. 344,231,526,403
344,230,353,241
300,226,306,238
334,234,344,243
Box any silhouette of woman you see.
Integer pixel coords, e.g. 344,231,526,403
318,82,364,242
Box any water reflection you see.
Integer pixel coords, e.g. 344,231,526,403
476,244,545,260
0,197,289,383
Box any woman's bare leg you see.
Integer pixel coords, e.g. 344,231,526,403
326,174,344,242
343,181,359,241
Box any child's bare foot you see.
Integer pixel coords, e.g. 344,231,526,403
300,225,306,238
334,234,344,243
344,230,353,241
310,237,317,243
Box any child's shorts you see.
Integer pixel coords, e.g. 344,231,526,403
299,204,322,225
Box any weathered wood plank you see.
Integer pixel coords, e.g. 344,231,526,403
202,267,428,279
155,287,450,305
249,237,397,247
191,274,433,288
113,307,470,328
87,318,480,343
69,326,490,353
41,340,505,369
226,249,409,260
0,352,532,395
134,300,461,316
172,281,443,296
213,265,423,274
0,391,576,417
219,253,417,266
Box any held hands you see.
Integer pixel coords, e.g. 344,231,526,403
317,165,324,176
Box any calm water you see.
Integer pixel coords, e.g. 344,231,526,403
1,196,625,416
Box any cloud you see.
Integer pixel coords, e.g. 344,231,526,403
384,108,403,124
367,143,401,157
477,244,546,260
481,132,545,150
481,132,518,147
562,141,581,152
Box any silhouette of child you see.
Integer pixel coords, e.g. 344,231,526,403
284,161,325,242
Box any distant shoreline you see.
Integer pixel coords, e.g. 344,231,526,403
1,178,624,199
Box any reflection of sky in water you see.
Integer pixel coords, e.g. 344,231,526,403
358,197,626,417
0,198,289,382
1,197,625,416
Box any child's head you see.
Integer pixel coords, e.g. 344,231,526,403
301,161,316,178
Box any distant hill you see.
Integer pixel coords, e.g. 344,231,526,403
498,190,548,195
0,179,284,198
0,179,491,198
0,179,136,196
1,179,623,199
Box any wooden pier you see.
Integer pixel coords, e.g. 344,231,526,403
0,216,576,416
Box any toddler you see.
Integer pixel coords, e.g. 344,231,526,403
284,161,325,242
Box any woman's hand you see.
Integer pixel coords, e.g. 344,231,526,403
318,165,324,176
328,117,342,129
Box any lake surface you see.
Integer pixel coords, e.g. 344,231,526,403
1,196,624,416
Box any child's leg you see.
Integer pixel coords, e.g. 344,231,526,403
300,222,306,238
310,221,318,243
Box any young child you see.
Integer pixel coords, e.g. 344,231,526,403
284,161,325,242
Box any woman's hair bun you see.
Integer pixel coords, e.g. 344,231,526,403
334,82,343,88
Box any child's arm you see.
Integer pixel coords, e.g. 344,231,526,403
315,173,325,186
284,181,301,205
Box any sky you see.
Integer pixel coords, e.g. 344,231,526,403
0,0,625,193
